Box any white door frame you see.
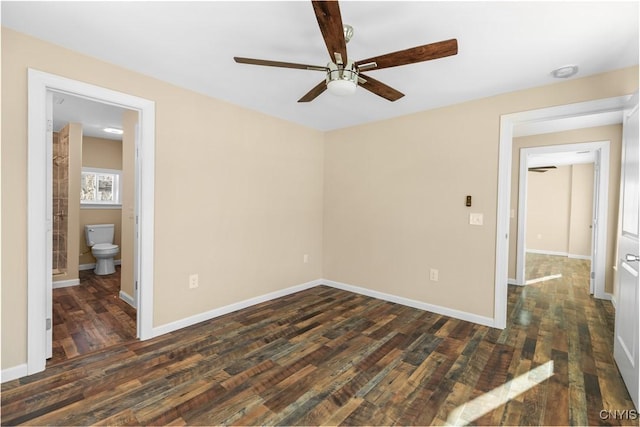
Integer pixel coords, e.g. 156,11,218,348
515,141,610,300
27,69,155,375
494,95,630,329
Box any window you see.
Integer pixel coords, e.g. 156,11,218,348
80,167,122,208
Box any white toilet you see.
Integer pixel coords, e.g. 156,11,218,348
85,224,120,275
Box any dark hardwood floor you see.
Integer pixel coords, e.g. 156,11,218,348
49,266,137,366
1,255,635,425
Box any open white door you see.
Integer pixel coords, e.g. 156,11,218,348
614,93,639,409
590,150,601,295
45,91,53,359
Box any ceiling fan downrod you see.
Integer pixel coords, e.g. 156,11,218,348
343,24,353,43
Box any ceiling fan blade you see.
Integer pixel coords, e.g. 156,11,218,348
312,0,348,64
298,80,327,102
234,57,327,72
528,166,557,172
528,166,557,170
355,39,458,71
358,73,404,101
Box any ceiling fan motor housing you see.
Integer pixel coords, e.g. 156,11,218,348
326,61,358,96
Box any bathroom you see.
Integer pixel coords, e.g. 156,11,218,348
51,93,137,363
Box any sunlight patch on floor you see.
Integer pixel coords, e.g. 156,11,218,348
525,274,562,285
445,360,554,426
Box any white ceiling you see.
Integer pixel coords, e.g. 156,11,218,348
2,1,638,131
52,93,126,140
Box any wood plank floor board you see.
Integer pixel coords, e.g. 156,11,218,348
48,267,137,366
543,349,570,426
2,254,636,426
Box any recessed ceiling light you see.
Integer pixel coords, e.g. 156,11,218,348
551,65,579,79
103,127,123,135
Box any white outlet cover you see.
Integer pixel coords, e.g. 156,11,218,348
189,274,199,288
470,213,484,226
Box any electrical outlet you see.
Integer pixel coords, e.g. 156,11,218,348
469,213,484,226
430,268,439,282
189,274,199,289
303,254,309,264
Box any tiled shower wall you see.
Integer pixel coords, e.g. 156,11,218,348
52,131,68,274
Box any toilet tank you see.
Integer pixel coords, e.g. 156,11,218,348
85,224,115,246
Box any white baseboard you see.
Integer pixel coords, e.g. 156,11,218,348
153,277,497,339
7,277,500,383
568,253,592,260
119,290,136,308
526,249,568,257
597,292,613,302
52,278,80,289
507,278,520,285
321,279,496,328
79,259,122,271
151,279,324,338
1,363,28,384
611,294,617,309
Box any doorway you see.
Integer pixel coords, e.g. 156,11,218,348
516,141,610,298
48,93,137,364
494,94,631,329
27,69,156,375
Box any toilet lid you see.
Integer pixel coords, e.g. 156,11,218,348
93,243,118,250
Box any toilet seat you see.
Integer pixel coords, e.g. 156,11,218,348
93,243,118,251
92,243,119,256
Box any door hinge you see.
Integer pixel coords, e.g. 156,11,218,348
46,318,52,330
591,271,595,279
135,281,138,290
46,119,53,132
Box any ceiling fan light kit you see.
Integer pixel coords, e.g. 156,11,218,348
326,61,358,96
234,0,458,102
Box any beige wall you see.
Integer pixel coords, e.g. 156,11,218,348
323,73,636,319
526,166,572,254
510,126,623,293
82,136,122,168
79,136,123,265
525,164,594,257
1,28,325,370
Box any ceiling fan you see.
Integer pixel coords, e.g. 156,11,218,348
528,166,558,173
234,1,458,102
